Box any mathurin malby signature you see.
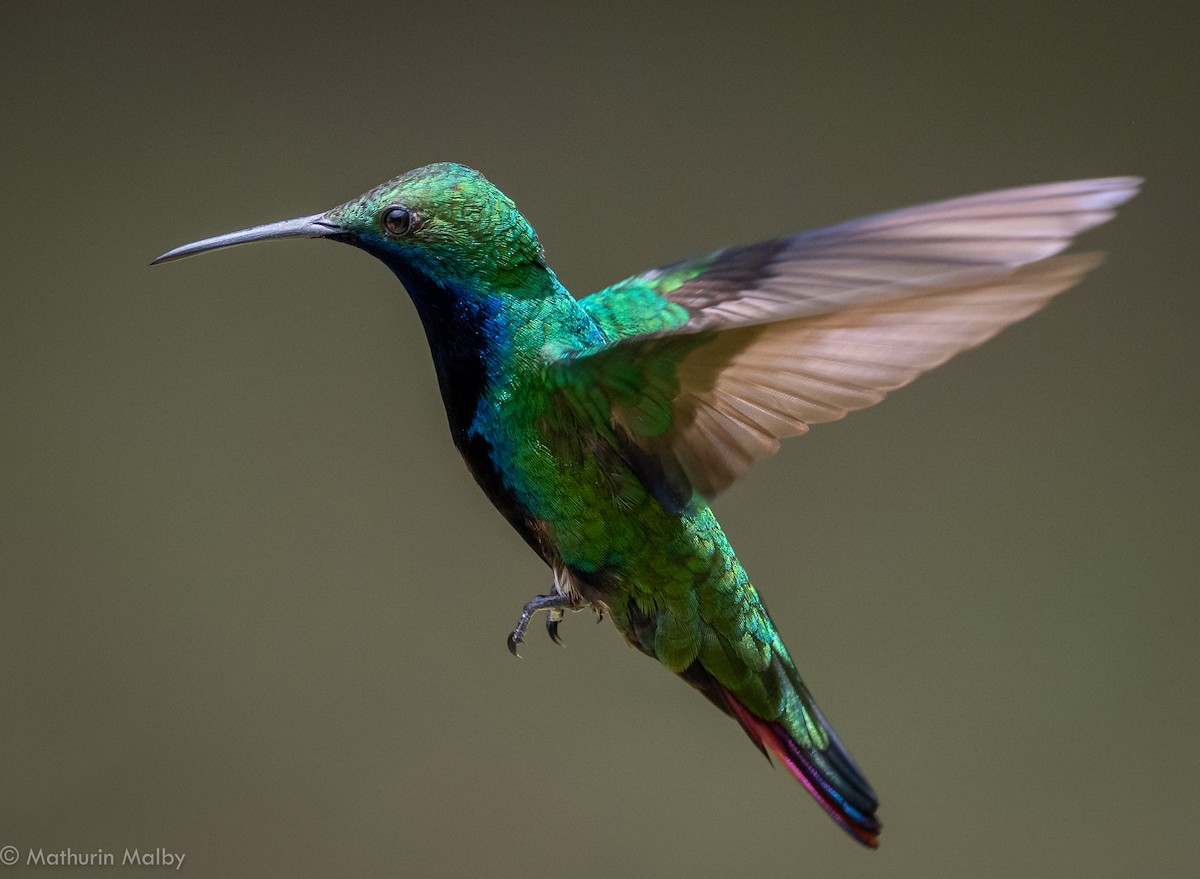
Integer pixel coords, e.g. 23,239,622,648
23,847,185,870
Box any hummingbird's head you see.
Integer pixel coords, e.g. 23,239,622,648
326,163,545,284
152,163,546,288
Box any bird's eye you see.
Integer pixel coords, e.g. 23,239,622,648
381,205,419,237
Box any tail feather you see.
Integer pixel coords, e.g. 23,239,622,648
723,685,881,848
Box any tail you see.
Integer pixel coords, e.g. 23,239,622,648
688,657,881,847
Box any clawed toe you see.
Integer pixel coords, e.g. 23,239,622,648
506,592,576,656
546,610,565,646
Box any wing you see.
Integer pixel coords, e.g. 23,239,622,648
561,177,1140,505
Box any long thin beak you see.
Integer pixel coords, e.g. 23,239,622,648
150,214,346,265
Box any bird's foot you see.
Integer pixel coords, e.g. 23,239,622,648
507,592,576,657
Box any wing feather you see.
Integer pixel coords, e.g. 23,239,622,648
666,254,1103,495
565,178,1139,502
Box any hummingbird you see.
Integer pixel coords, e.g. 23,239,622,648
153,164,1139,847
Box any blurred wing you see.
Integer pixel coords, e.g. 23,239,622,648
565,178,1139,504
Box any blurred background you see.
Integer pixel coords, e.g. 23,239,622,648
2,2,1196,876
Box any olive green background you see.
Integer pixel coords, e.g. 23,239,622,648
2,2,1196,877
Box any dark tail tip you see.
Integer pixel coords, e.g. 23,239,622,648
724,690,881,848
